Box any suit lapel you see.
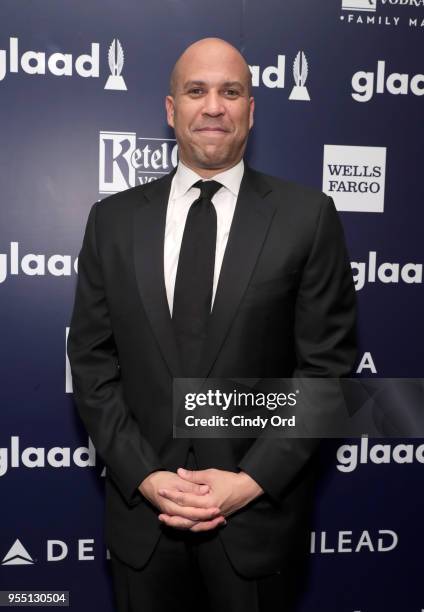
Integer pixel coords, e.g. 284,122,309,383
133,168,184,378
197,166,275,378
133,165,276,380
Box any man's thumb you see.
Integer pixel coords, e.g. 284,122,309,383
178,467,206,484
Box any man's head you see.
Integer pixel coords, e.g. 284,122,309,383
166,38,254,178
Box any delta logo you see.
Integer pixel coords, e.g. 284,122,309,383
1,539,34,565
1,538,110,565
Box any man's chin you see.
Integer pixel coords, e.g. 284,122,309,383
195,147,234,169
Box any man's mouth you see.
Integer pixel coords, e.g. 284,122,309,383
194,127,229,132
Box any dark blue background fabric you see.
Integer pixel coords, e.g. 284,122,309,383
0,1,423,609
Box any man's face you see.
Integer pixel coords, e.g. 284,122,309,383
166,44,254,173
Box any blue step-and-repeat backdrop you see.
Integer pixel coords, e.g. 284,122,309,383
1,1,423,610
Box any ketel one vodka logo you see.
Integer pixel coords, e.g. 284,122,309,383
340,0,424,29
342,0,377,12
99,131,178,194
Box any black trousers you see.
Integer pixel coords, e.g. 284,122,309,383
108,449,297,612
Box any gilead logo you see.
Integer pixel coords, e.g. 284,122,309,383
0,242,78,283
311,529,398,553
0,37,99,82
0,437,96,476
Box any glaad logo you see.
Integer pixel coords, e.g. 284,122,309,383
248,51,311,101
310,529,398,553
336,437,424,472
99,131,178,194
340,0,424,28
289,51,310,101
0,437,96,476
1,539,35,565
104,39,126,91
352,61,424,102
323,145,386,212
0,37,127,90
0,242,78,284
351,251,422,290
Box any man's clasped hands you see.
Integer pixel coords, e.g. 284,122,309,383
139,468,263,532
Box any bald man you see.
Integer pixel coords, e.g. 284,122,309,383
68,38,357,611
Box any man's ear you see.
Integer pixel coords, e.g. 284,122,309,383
249,96,255,130
165,95,175,128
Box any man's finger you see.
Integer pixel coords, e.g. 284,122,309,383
189,517,227,532
158,514,196,530
164,500,221,521
177,467,210,485
176,481,209,495
158,514,226,531
159,488,217,510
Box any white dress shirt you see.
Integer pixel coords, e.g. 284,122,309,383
164,159,244,317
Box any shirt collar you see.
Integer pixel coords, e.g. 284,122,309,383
172,159,244,199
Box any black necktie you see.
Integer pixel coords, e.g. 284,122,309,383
172,179,222,376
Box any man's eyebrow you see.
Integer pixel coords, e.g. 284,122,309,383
182,80,246,91
182,80,207,89
222,81,245,91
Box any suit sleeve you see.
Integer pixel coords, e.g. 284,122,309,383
237,195,357,503
67,202,164,507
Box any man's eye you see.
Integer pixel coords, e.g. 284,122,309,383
224,89,240,97
188,88,204,95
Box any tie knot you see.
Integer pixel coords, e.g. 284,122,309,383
193,179,222,201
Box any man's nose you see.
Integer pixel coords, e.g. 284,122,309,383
202,91,225,116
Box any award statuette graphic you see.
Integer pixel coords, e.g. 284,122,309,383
104,38,127,91
289,51,310,101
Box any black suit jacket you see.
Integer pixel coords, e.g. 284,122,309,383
67,165,357,578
